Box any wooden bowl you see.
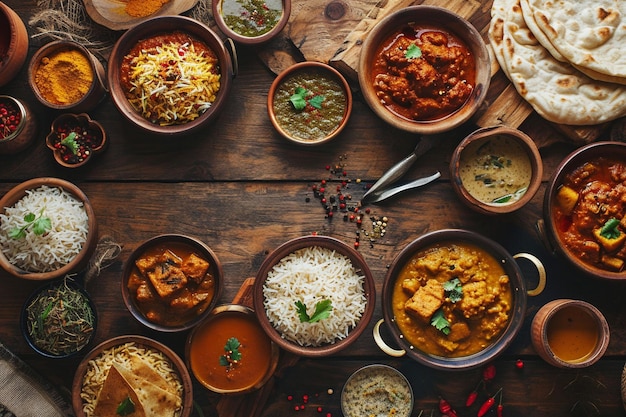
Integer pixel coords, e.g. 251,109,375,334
449,125,543,214
28,40,107,113
542,142,626,280
0,2,29,87
121,234,223,332
83,0,199,31
107,15,236,137
358,5,490,135
253,235,376,357
71,335,193,417
268,61,353,145
46,113,107,168
0,177,98,281
212,0,291,45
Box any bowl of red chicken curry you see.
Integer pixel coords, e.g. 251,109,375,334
122,234,223,332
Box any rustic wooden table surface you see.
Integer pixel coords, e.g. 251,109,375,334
2,1,626,416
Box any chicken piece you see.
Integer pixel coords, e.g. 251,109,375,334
127,271,144,293
158,249,183,266
169,288,210,311
135,283,156,303
181,253,210,283
447,321,471,342
147,263,187,299
458,281,495,318
404,279,444,322
401,277,421,296
135,255,158,276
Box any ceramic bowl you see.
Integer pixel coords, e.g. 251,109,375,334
186,304,279,394
20,276,97,358
28,40,107,113
268,61,353,145
46,113,107,168
376,229,546,371
253,235,376,357
107,15,236,137
0,2,29,87
121,234,223,332
450,125,543,215
212,0,291,45
541,142,626,280
358,5,490,135
531,299,609,368
0,177,98,281
71,335,193,417
0,95,37,155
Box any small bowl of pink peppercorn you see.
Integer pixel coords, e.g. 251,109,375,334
46,113,107,168
0,95,37,155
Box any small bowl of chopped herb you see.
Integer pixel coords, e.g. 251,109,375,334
20,275,97,358
267,61,353,146
46,113,107,168
212,0,291,45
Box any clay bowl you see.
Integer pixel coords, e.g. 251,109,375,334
46,113,107,168
268,61,353,145
186,304,280,394
0,2,29,87
541,141,626,280
71,335,193,417
531,299,610,368
450,125,543,215
253,235,376,357
28,40,107,113
376,229,546,371
358,5,490,135
0,177,98,281
0,95,38,155
212,0,291,45
121,234,223,332
107,15,237,137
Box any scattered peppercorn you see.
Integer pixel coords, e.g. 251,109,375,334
515,359,524,369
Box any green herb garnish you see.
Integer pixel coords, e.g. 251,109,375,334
430,309,451,335
289,87,325,111
600,218,621,239
116,396,135,416
219,337,242,368
8,208,52,239
295,299,333,323
404,43,422,59
443,277,463,303
60,132,79,155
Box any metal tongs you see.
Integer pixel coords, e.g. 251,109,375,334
361,136,441,204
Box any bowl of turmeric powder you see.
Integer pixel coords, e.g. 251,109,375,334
28,40,107,113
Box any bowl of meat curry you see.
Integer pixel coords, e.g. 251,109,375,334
122,234,223,332
542,141,626,280
358,5,490,135
375,229,545,371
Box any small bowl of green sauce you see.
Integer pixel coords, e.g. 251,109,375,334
212,0,291,45
20,275,97,358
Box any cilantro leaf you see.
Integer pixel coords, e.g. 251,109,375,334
431,309,451,335
61,132,79,155
405,43,422,59
443,277,463,303
289,87,308,110
220,337,242,368
8,208,51,240
116,396,135,416
308,95,325,109
600,218,621,239
295,299,333,323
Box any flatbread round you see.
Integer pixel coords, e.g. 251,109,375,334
525,0,626,79
489,0,626,125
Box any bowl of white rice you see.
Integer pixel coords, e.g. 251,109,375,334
253,235,376,357
0,177,98,280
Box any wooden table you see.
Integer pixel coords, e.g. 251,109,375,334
1,1,626,416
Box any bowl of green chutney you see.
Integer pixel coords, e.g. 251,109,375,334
212,0,291,45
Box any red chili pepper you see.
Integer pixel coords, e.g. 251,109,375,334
497,404,504,417
477,388,502,417
439,397,458,417
466,390,479,407
482,364,496,382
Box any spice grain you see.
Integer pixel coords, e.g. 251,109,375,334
34,49,93,106
124,0,171,17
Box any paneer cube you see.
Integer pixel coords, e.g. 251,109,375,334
555,186,579,214
404,279,444,322
181,253,210,283
147,263,187,298
593,227,626,252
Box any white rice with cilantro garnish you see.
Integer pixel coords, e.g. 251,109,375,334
0,185,89,272
262,245,366,347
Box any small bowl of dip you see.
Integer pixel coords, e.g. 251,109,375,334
212,0,291,45
449,125,543,215
341,364,413,417
268,61,353,146
531,299,610,368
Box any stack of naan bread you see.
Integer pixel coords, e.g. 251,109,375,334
489,0,626,126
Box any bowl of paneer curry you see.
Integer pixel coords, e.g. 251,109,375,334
122,234,223,332
543,142,626,279
376,229,545,370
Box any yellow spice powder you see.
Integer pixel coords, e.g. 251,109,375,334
124,0,171,17
34,49,93,106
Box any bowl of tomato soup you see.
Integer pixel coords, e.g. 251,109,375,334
375,229,546,370
450,126,543,215
122,234,223,332
542,142,626,279
358,6,490,135
186,304,279,394
531,299,609,368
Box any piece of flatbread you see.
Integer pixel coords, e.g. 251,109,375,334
525,0,626,80
489,0,626,125
93,365,146,417
114,363,180,417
